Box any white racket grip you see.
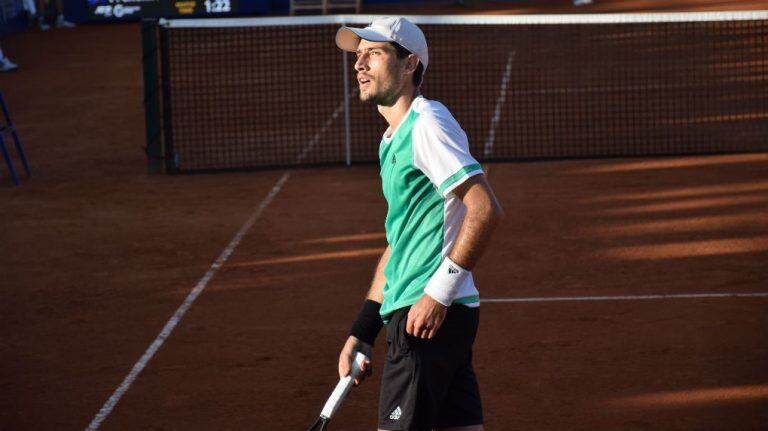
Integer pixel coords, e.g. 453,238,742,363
320,351,367,419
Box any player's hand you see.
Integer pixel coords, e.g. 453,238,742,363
338,335,372,386
406,294,447,339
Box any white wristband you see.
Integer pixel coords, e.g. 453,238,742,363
424,256,470,306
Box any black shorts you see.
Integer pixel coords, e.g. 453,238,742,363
378,304,483,431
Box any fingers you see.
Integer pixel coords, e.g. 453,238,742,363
338,354,350,379
429,314,445,339
351,358,363,386
405,310,415,336
407,309,445,339
425,317,444,339
414,323,428,338
340,335,375,386
407,296,448,339
353,359,372,386
415,322,429,339
412,316,445,339
406,310,432,338
338,347,355,379
407,311,433,339
412,320,434,338
421,324,435,339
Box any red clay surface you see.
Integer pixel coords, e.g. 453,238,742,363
2,2,768,430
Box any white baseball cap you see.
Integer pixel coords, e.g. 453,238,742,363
335,17,429,72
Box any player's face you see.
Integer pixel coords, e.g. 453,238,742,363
354,40,405,106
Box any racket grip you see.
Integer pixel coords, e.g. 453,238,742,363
320,351,367,419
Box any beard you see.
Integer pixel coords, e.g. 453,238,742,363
359,77,400,107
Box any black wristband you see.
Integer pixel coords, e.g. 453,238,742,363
349,299,383,346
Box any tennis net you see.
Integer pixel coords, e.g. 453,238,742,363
142,12,768,173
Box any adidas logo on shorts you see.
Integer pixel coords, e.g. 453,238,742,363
389,406,402,420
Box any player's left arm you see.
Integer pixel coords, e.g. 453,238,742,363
445,173,505,270
406,173,504,338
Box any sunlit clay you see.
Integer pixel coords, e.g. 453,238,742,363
661,112,768,125
603,236,768,260
229,247,385,267
598,195,767,216
569,154,768,174
607,384,768,408
587,213,768,236
582,180,768,202
302,232,387,244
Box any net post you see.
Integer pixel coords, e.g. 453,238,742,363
158,24,178,173
142,19,163,174
342,49,352,166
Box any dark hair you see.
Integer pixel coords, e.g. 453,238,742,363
391,42,425,88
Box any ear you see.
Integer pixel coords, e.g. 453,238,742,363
404,53,419,75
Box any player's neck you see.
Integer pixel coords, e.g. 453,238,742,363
379,90,418,137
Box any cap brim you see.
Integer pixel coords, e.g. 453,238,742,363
335,27,394,52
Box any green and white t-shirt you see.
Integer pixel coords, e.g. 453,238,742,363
379,95,483,318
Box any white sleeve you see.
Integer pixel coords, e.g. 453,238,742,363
412,110,483,197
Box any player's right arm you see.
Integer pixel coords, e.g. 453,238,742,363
338,245,390,385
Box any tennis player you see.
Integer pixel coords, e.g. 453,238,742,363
335,17,504,431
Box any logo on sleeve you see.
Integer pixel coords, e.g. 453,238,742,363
391,154,397,165
389,406,402,420
448,265,460,274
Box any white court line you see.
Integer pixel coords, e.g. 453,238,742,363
296,87,359,164
86,77,359,430
481,292,768,303
296,101,345,164
85,173,291,431
484,50,515,159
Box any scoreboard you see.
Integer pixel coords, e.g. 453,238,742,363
87,0,238,19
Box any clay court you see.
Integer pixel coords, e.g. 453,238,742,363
2,1,768,430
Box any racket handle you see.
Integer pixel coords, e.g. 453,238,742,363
320,351,367,419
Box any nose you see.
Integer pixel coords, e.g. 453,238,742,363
354,52,368,72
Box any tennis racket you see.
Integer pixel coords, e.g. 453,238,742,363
305,351,368,431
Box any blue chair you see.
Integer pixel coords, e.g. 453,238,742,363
0,92,31,186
